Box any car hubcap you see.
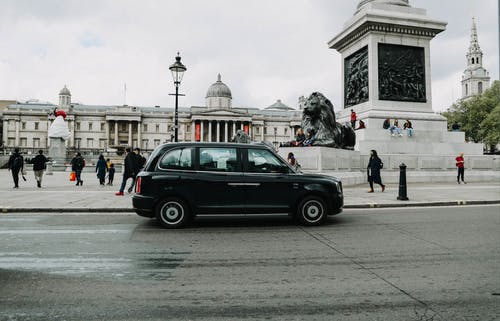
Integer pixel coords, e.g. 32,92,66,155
303,200,323,222
161,202,184,224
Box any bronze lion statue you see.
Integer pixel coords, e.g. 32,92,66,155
301,92,355,149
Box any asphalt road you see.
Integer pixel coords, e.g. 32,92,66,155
0,206,499,321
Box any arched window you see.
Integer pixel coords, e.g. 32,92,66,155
471,58,475,64
465,84,468,96
478,82,483,94
476,57,479,64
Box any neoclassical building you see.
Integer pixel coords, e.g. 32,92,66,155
1,75,302,152
461,18,490,99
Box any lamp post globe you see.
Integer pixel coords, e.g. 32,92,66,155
169,53,187,142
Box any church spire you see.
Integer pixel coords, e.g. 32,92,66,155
468,18,482,57
461,18,490,99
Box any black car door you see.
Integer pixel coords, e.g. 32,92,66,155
194,147,246,214
243,148,296,214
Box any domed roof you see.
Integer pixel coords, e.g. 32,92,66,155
206,74,232,99
59,85,71,96
265,99,294,111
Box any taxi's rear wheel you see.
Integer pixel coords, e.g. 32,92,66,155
155,198,190,228
297,196,327,226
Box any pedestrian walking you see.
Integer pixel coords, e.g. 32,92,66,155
455,153,466,184
350,109,357,128
96,154,107,186
128,147,146,193
8,148,24,188
107,163,115,186
367,149,385,193
70,152,85,186
116,147,135,196
32,149,48,188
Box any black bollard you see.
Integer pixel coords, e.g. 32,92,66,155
397,163,409,201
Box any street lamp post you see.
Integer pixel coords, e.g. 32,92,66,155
169,53,187,142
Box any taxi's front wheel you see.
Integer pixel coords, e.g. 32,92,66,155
296,196,327,226
155,198,190,228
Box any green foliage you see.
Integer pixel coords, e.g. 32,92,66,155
443,81,500,149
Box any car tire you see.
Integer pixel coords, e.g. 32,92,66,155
155,197,190,228
296,196,327,226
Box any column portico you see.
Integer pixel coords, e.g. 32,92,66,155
208,121,212,142
200,121,204,142
216,121,220,142
224,122,228,142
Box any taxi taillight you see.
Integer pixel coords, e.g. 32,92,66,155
136,177,141,194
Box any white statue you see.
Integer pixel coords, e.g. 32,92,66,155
48,109,71,140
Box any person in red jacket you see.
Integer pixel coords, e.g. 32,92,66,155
455,153,466,184
350,109,357,128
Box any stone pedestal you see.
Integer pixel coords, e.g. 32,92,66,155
327,0,484,158
48,137,68,171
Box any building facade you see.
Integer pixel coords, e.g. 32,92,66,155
461,18,491,99
1,75,302,153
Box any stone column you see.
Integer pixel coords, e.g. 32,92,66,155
128,122,132,146
248,123,252,138
137,122,142,149
240,122,244,130
208,121,212,142
232,122,236,136
290,126,294,140
114,121,118,145
261,126,264,141
191,120,196,142
15,120,20,146
200,121,204,142
2,119,8,146
224,122,228,142
216,121,220,142
105,121,110,149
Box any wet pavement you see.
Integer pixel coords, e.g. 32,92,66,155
0,206,499,320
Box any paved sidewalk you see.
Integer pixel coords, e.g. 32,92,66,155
0,169,499,212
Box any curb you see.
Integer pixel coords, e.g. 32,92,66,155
1,200,499,213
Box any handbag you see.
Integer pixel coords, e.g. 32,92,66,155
69,171,76,181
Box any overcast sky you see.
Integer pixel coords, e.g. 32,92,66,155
0,0,498,112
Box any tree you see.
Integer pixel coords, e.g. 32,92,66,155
443,80,500,151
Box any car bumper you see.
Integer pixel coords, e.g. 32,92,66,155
328,193,343,215
132,194,155,218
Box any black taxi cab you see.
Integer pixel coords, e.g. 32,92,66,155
132,142,343,228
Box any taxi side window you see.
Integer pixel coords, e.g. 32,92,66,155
159,148,193,170
247,149,283,173
199,148,239,172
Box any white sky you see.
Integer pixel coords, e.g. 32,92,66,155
0,0,498,112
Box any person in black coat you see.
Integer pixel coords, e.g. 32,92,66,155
116,148,136,196
367,149,385,193
8,148,24,188
32,149,48,188
70,152,85,186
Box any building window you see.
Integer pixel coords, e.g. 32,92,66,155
154,139,160,146
142,139,148,150
156,124,160,133
76,122,81,130
87,138,94,148
88,122,93,131
143,124,148,132
264,127,268,135
478,82,483,94
284,128,288,135
465,84,468,96
8,138,15,146
20,138,27,147
34,122,39,130
21,122,26,130
99,139,106,148
101,123,105,131
121,123,127,131
255,127,260,134
33,138,40,148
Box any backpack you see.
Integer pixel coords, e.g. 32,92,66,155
12,155,23,169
